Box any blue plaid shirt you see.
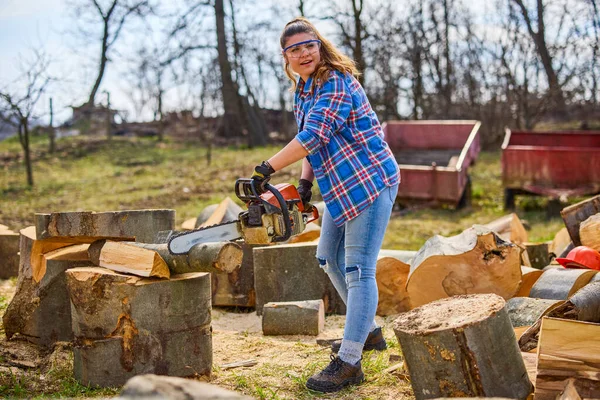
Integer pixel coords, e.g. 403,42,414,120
294,70,400,226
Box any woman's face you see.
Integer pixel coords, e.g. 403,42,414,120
283,33,321,82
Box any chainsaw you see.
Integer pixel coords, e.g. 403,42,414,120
167,179,319,255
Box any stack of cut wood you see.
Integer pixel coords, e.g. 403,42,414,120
0,223,19,279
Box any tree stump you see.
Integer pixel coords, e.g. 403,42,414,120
66,267,212,387
529,268,598,300
376,257,411,316
393,294,532,400
211,243,257,307
407,226,522,308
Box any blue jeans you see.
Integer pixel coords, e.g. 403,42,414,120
316,183,399,363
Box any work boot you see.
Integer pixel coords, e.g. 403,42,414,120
305,355,364,393
331,327,387,353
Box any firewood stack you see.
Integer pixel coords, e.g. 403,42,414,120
2,209,244,388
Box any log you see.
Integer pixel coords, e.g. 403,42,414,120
66,267,212,387
0,223,10,231
211,243,257,307
0,230,19,279
262,300,325,336
376,257,411,316
35,209,175,243
535,317,600,399
195,197,242,228
529,268,598,300
393,294,532,399
104,241,242,275
506,297,564,327
286,223,320,244
406,226,522,308
38,244,90,282
580,213,600,251
561,194,600,246
549,227,572,260
523,242,550,269
253,243,345,315
484,213,528,244
19,226,74,282
89,240,170,279
2,230,93,345
180,218,197,231
515,266,544,297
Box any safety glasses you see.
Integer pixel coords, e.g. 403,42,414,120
282,39,321,59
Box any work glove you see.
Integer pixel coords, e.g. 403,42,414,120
251,161,275,194
297,178,313,209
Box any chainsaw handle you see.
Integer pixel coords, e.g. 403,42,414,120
263,182,292,242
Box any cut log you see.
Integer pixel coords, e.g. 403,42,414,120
35,209,175,243
180,217,197,231
105,241,242,275
506,297,564,327
19,226,74,282
406,226,522,308
549,227,572,260
534,317,600,399
484,213,528,244
376,257,411,316
253,243,345,315
529,268,598,300
37,244,90,282
561,194,600,246
0,230,19,279
195,197,242,228
580,213,600,251
523,242,550,269
66,267,212,387
262,300,325,336
393,294,533,399
515,266,544,297
211,243,257,307
89,240,170,279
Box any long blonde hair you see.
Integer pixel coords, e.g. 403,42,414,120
280,17,360,92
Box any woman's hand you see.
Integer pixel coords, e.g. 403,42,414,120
251,161,275,193
297,178,313,208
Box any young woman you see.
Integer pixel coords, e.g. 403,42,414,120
251,17,400,393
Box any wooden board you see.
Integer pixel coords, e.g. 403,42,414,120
535,317,600,399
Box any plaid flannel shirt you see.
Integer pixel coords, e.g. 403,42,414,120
294,70,400,226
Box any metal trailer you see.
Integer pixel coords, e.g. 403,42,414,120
501,129,600,210
382,120,481,208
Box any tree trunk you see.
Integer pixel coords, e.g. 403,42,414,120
393,294,533,399
88,4,113,106
49,97,55,154
20,119,33,186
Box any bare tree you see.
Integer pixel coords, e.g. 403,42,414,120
69,0,154,106
0,51,53,186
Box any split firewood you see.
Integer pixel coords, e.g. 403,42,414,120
561,194,600,246
393,294,533,400
195,197,242,228
406,225,522,308
88,240,170,279
110,241,242,275
529,268,598,300
580,213,600,251
38,244,90,282
35,209,175,243
519,281,600,352
506,297,564,328
180,217,197,231
534,317,600,399
376,257,411,316
515,266,544,297
484,213,528,244
549,227,572,260
19,226,74,282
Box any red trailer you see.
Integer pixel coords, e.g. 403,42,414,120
382,120,481,208
501,129,600,209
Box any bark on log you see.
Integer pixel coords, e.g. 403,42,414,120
253,243,345,315
561,194,600,246
523,242,550,269
195,197,242,228
515,266,544,297
376,257,411,316
103,241,242,275
506,297,564,328
393,294,533,400
262,300,325,336
211,243,257,307
2,230,93,345
529,268,598,300
66,267,212,387
0,230,19,279
35,209,175,243
407,226,522,308
89,240,170,279
580,213,600,251
535,317,600,399
484,213,528,244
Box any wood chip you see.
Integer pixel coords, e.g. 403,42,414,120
220,359,258,370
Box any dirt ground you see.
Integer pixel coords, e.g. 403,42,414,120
0,278,414,399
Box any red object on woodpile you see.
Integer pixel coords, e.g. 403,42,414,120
556,246,600,270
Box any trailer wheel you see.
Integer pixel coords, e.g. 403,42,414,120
457,176,472,209
504,188,515,210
